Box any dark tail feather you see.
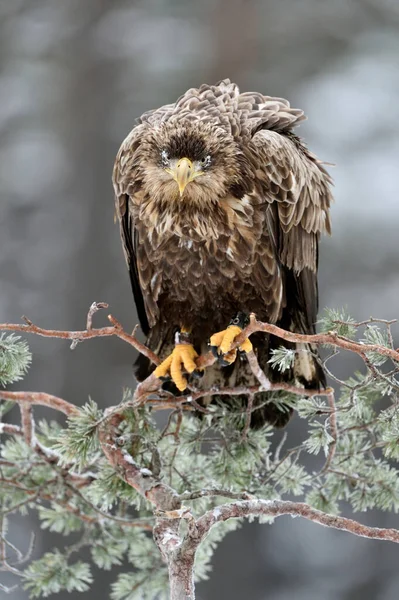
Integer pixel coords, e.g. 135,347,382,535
247,333,296,428
250,392,294,429
134,352,153,382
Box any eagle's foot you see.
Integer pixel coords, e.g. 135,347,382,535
209,313,252,366
153,332,199,392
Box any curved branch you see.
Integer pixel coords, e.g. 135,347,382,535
1,306,398,412
237,315,399,364
2,306,398,384
0,304,160,366
189,499,399,551
0,391,79,417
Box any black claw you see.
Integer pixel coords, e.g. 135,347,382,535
161,380,183,396
210,344,219,359
190,369,204,380
218,356,234,367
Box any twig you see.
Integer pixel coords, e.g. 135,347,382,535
86,301,109,330
0,423,22,436
241,394,254,441
19,404,34,446
0,308,160,366
136,379,330,411
246,350,271,389
178,488,253,502
333,317,397,328
320,389,338,474
274,431,288,463
0,515,24,579
236,316,399,364
107,316,160,365
63,482,154,530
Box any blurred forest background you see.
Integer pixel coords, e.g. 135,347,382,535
1,0,399,598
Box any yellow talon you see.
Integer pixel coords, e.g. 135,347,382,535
154,343,199,392
239,337,253,353
210,324,253,364
153,354,173,379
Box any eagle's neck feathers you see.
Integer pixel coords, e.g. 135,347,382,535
134,189,259,244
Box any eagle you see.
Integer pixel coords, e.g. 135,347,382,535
113,79,332,427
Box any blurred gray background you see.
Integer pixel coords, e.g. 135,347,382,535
1,0,399,598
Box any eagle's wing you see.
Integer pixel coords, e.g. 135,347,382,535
251,127,332,333
112,125,150,335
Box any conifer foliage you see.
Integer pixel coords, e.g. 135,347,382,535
1,308,399,599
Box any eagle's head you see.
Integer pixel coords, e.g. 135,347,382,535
136,120,253,208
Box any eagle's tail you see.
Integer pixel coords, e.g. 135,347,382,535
251,330,325,428
134,324,174,382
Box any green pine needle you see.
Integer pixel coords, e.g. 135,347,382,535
268,346,296,372
0,333,32,386
53,398,102,469
318,307,357,339
23,552,92,598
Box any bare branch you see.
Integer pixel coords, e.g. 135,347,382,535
0,391,78,417
0,307,160,366
320,389,338,474
19,403,34,446
107,315,160,365
2,305,398,412
0,423,22,436
236,315,399,364
86,301,109,330
190,499,399,550
241,394,254,440
246,349,271,389
178,488,253,502
333,317,397,328
134,376,331,411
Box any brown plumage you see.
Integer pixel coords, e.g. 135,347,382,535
113,79,333,427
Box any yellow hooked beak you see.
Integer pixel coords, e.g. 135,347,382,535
167,157,202,197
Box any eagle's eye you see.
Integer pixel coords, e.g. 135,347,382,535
200,155,212,169
161,150,170,167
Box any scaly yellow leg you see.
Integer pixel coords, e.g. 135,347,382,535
210,324,253,365
154,340,199,392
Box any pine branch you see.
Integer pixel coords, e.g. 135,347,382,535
99,413,181,513
2,302,399,598
320,389,338,474
0,391,78,416
0,303,160,366
2,305,399,406
19,403,34,446
191,499,399,548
